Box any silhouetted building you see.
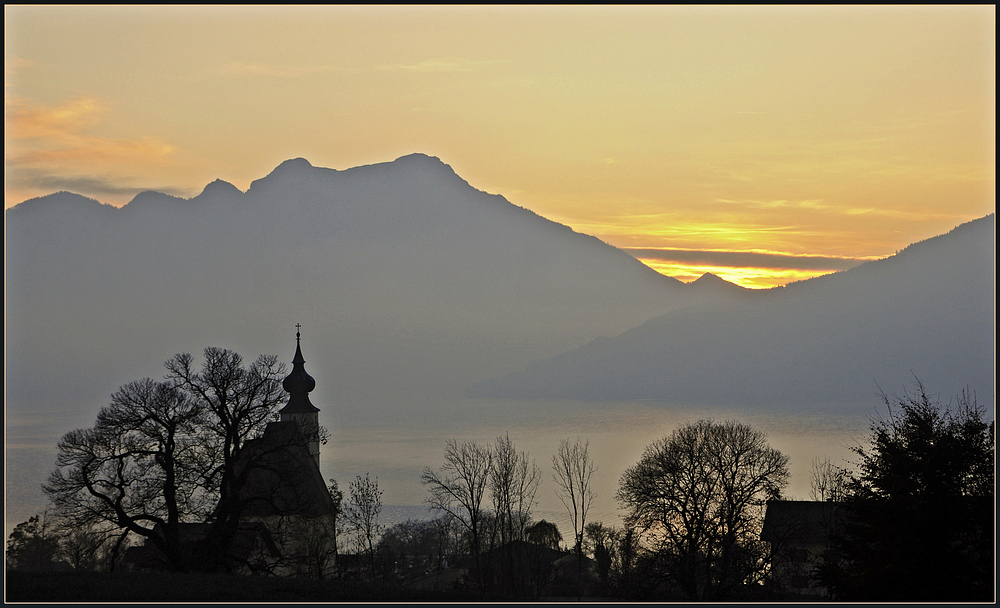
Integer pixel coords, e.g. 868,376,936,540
760,500,844,597
124,329,338,576
276,328,323,467
235,328,337,577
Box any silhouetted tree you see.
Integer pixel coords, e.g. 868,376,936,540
584,522,613,584
818,383,994,601
552,437,596,558
44,347,288,572
603,524,645,599
809,456,848,502
489,434,541,548
377,515,462,586
5,512,62,571
617,419,789,600
326,477,344,570
423,436,549,596
344,473,383,578
487,435,543,597
422,439,492,589
56,519,126,572
525,520,562,550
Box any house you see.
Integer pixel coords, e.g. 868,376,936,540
760,500,844,597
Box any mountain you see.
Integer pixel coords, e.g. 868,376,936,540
468,215,995,410
5,154,727,427
688,272,754,297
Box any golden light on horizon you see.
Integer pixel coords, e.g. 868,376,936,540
637,259,846,290
626,244,876,289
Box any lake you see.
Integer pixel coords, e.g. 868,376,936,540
5,396,873,538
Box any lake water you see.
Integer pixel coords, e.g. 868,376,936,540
5,397,873,538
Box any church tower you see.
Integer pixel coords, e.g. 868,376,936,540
279,325,321,468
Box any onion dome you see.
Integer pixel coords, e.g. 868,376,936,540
280,327,320,414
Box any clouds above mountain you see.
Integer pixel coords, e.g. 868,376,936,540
625,248,864,271
5,95,182,204
6,168,190,198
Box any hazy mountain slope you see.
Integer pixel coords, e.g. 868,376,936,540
469,215,995,409
6,154,714,425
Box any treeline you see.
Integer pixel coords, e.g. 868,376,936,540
5,344,994,602
338,384,994,602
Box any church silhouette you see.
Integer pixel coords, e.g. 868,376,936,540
124,329,338,576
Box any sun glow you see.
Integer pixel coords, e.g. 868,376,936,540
638,259,839,290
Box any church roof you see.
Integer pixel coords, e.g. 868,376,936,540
279,328,319,414
237,421,334,519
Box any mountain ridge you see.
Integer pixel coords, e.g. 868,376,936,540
5,154,704,424
8,156,991,420
468,214,994,408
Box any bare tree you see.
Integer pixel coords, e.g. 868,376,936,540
56,519,124,572
44,379,209,570
706,421,789,595
486,434,543,597
490,434,542,546
552,437,597,558
163,348,287,569
327,477,344,567
617,419,789,600
344,473,383,578
809,456,848,502
421,439,493,589
44,347,288,572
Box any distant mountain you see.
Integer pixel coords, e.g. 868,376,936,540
5,154,728,425
688,272,754,297
468,215,995,409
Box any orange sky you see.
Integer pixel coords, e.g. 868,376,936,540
5,6,995,288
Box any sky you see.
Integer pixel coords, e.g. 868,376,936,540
4,5,995,288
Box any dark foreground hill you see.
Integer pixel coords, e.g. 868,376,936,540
469,214,995,409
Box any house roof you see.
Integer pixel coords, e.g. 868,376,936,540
760,500,844,545
481,539,568,564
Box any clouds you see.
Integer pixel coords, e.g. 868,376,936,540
5,96,179,206
216,61,342,79
623,247,868,289
377,57,512,73
5,96,106,138
625,248,865,272
5,168,187,199
4,54,37,85
714,198,831,211
210,57,508,80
